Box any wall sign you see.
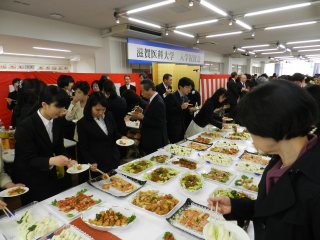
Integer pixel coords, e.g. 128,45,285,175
128,38,204,65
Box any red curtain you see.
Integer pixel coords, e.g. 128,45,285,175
0,72,141,127
200,74,230,104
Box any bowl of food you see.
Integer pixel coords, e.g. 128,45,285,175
179,172,203,194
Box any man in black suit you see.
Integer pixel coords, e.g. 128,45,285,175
156,73,173,99
227,72,239,118
120,75,136,96
237,74,248,99
13,85,77,204
165,77,194,143
133,80,168,154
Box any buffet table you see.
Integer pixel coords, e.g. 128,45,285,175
0,124,263,240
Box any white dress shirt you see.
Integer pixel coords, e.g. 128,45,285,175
126,84,131,90
149,92,158,104
94,115,108,135
37,110,53,142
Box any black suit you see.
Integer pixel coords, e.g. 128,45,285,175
120,84,136,96
13,112,69,204
165,91,189,143
156,83,172,99
77,112,121,174
106,96,128,135
227,78,239,118
237,81,247,98
140,94,168,154
7,91,17,127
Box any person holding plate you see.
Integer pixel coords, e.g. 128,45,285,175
208,80,320,240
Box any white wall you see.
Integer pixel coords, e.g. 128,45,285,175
0,55,69,65
204,51,224,63
71,55,95,73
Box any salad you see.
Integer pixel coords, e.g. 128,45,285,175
144,167,179,184
180,173,203,192
120,160,153,174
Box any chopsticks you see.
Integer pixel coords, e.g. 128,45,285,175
2,207,16,220
88,164,110,180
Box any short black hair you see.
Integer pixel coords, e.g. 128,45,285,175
141,80,156,91
12,78,20,85
124,75,130,79
99,75,109,89
91,80,100,89
306,85,320,128
74,81,90,95
163,74,172,81
290,73,305,82
230,72,237,78
57,75,74,89
102,79,117,98
210,88,227,106
41,85,69,108
178,77,193,88
237,80,318,141
83,92,108,119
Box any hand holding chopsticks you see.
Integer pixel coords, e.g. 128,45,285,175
89,164,110,180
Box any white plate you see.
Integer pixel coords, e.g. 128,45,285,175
179,172,204,195
82,204,136,231
44,224,93,240
116,139,135,147
117,159,154,177
168,156,203,171
143,165,180,185
198,166,236,186
0,186,29,198
232,174,260,193
203,221,250,240
66,164,90,174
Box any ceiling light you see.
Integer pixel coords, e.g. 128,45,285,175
287,39,320,45
165,29,169,36
33,47,71,52
173,30,194,38
237,48,245,52
293,45,320,49
206,31,242,38
235,20,252,30
3,52,65,59
128,17,161,28
253,48,278,52
116,17,120,24
274,56,294,58
286,48,292,52
176,19,218,29
248,51,255,55
265,21,317,30
251,32,255,37
306,54,320,57
242,44,270,49
126,0,175,14
298,49,320,52
200,0,228,16
261,51,286,54
196,37,200,44
229,20,233,26
50,13,64,19
189,0,194,7
244,3,311,17
279,44,286,49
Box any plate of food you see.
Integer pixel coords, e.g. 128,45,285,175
118,159,154,176
187,134,215,145
167,198,212,239
211,187,256,200
200,131,223,139
239,151,271,166
157,231,189,240
66,164,90,174
44,224,93,240
82,204,136,231
50,189,101,219
200,167,235,185
0,186,29,198
143,166,179,185
210,141,240,155
236,161,266,175
179,173,203,194
146,152,172,164
200,153,234,167
168,157,202,171
164,144,194,157
180,141,210,151
0,201,64,240
131,188,180,218
232,175,259,193
224,132,251,141
88,170,146,197
116,138,135,147
203,221,250,240
222,117,234,123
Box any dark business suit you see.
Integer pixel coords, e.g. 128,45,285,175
77,112,121,174
227,78,239,118
13,112,69,204
7,91,17,127
165,91,189,143
140,94,168,154
237,81,247,99
156,83,172,99
120,84,136,96
106,96,128,135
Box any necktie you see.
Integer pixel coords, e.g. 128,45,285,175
47,121,53,142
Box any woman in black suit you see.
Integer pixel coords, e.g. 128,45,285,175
208,80,320,240
77,92,123,180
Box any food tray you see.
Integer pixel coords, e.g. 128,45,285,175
142,165,180,185
42,224,93,239
142,151,173,164
231,174,260,193
199,152,234,167
163,144,194,157
239,151,271,166
167,156,203,171
116,159,154,177
236,161,266,176
198,165,236,185
179,141,210,151
187,133,215,145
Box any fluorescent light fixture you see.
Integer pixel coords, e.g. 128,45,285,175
265,21,317,30
286,48,292,52
128,17,161,28
261,51,285,55
248,51,255,55
3,52,65,59
176,19,218,29
275,56,294,58
33,47,71,52
298,49,320,52
200,0,228,16
242,44,270,49
253,48,278,52
173,30,194,38
287,39,320,45
206,31,242,38
293,45,320,49
237,48,245,52
126,0,175,14
279,44,286,49
306,54,320,57
235,20,252,30
244,3,311,17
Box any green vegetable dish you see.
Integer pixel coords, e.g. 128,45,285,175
144,167,178,184
121,160,153,174
180,173,203,192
